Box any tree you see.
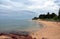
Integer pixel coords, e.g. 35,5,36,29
46,12,50,18
39,14,46,19
32,17,38,20
50,13,57,18
57,8,60,21
32,8,60,21
58,9,60,20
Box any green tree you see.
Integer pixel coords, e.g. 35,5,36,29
32,17,38,20
58,8,60,20
59,9,60,17
58,9,60,17
50,13,57,18
46,12,50,19
39,14,46,19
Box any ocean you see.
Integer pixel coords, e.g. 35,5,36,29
0,19,42,32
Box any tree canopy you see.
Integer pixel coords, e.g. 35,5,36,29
32,8,60,21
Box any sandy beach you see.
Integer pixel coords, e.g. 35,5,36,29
0,20,60,39
31,20,60,39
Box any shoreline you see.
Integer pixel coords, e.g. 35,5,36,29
0,20,60,39
31,20,60,39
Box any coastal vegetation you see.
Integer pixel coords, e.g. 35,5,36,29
32,9,60,22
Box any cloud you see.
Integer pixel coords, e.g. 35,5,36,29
0,0,60,15
26,0,59,15
54,0,60,6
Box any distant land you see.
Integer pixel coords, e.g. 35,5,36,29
32,8,60,22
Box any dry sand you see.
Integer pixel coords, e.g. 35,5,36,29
31,20,60,39
0,35,13,39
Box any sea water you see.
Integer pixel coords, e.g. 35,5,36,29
0,19,42,32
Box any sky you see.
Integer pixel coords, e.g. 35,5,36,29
0,0,60,19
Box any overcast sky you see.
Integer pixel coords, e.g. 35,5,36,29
0,0,60,15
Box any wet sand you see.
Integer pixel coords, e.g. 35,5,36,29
31,20,60,39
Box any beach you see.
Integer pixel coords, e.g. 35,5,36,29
0,20,60,39
31,20,60,39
